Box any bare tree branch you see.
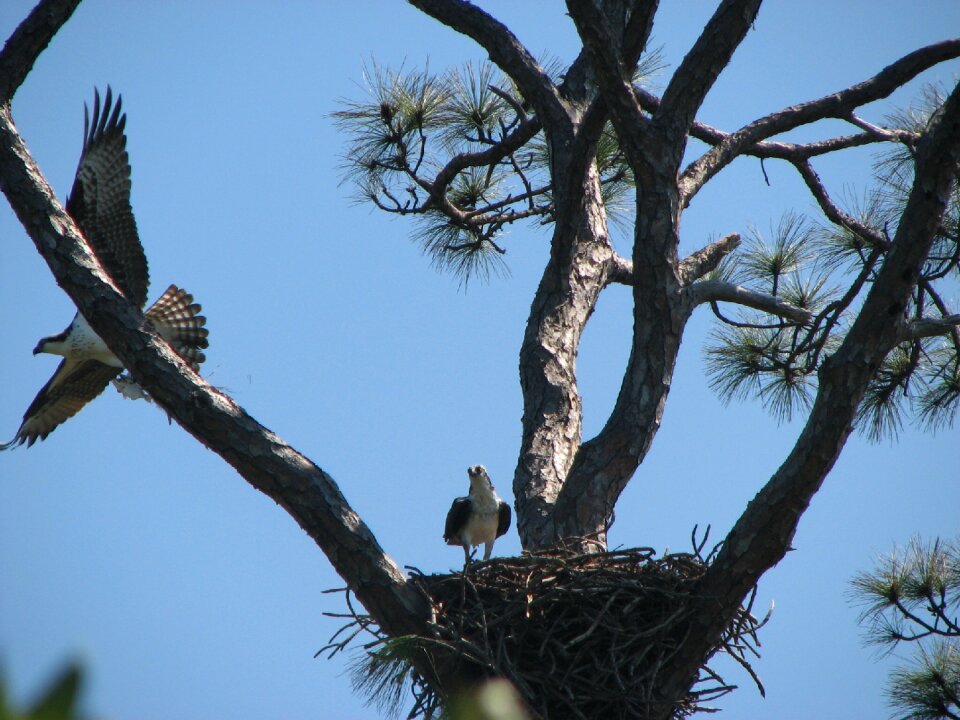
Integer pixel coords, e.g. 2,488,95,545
753,133,884,160
685,280,813,324
847,112,920,144
922,279,960,352
565,0,650,169
427,117,542,210
0,101,435,644
650,77,960,719
680,39,960,202
678,233,741,285
406,0,569,131
653,0,763,166
636,86,882,160
792,159,890,249
606,252,635,285
609,233,744,287
0,0,80,104
900,314,960,342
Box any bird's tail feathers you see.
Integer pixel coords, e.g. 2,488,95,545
145,284,209,370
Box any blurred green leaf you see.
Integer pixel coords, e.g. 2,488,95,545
27,663,81,720
450,680,529,720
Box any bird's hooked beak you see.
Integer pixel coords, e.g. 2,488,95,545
468,464,493,489
32,329,68,356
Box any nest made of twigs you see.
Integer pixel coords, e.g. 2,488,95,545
323,541,768,720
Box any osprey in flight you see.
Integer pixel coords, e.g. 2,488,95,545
444,465,512,563
1,88,209,450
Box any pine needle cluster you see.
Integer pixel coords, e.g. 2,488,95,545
704,87,959,437
851,537,960,720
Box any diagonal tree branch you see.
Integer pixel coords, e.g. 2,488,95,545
0,0,81,104
792,158,890,249
621,0,658,69
407,0,569,131
684,280,813,324
0,5,446,691
609,233,743,287
0,100,434,653
565,0,649,168
653,0,763,166
650,77,960,719
678,232,741,285
680,39,960,203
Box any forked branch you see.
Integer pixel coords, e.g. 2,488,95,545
649,78,960,719
680,39,960,202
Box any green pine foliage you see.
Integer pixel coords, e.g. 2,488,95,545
887,643,960,720
334,59,551,285
704,87,959,438
333,51,664,285
852,538,960,720
349,636,421,719
335,56,959,435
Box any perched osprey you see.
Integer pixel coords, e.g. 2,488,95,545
444,465,512,563
0,88,209,450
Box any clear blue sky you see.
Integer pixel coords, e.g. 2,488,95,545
1,2,957,718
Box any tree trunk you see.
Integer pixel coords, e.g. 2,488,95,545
516,160,616,549
4,1,960,718
553,174,686,546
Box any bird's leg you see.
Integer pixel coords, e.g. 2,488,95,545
482,542,493,561
462,544,472,566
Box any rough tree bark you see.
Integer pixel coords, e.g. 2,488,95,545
3,0,959,717
406,0,960,557
648,84,960,714
0,0,443,692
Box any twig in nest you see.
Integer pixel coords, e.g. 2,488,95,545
323,543,769,719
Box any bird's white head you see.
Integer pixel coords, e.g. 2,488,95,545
33,331,69,357
468,464,492,488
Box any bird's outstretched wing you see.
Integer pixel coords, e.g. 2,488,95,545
66,87,149,307
444,496,472,544
0,360,120,449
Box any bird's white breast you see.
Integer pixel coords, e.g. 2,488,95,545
460,506,501,547
63,313,122,366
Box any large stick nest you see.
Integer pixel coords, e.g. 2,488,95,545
324,541,768,720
